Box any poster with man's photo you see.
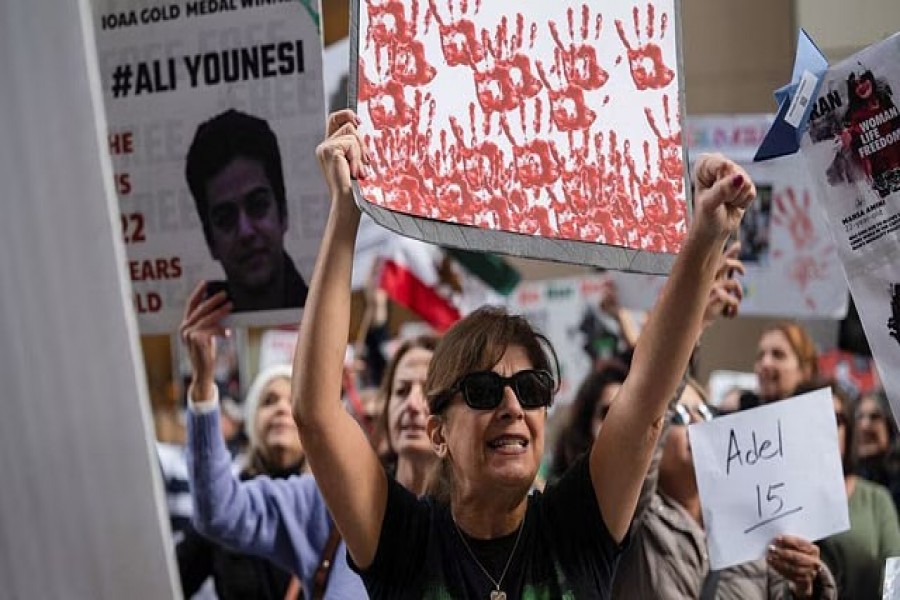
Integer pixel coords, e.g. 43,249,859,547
93,0,329,333
799,32,900,424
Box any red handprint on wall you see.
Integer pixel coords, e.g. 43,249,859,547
615,3,674,91
366,0,413,47
548,4,608,91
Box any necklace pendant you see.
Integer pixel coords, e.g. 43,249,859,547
490,591,506,600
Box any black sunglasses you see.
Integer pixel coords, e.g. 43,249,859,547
670,402,715,426
433,369,555,413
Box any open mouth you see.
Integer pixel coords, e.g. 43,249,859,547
487,435,529,450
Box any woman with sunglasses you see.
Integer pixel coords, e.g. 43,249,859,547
614,378,837,598
291,109,755,598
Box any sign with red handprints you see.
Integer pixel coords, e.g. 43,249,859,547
352,0,687,273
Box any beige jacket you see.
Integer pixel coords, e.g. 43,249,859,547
611,427,837,599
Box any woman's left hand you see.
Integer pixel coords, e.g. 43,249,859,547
766,534,822,598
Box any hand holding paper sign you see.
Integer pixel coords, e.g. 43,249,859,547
689,388,849,570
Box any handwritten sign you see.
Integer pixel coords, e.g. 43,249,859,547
689,387,849,570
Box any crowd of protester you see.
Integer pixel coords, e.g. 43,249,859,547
149,111,900,599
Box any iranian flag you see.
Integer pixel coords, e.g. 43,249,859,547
378,237,520,332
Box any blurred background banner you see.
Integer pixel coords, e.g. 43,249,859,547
613,113,850,319
0,1,178,597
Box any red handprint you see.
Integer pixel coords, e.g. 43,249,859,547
471,14,542,123
448,102,509,191
615,3,675,91
363,90,436,212
771,187,835,308
772,188,816,250
536,51,598,133
548,4,608,91
366,0,413,48
426,0,485,67
500,98,562,190
644,94,683,186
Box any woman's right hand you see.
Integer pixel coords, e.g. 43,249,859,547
179,281,232,402
315,109,370,202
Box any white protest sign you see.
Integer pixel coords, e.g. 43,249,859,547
689,388,849,570
799,33,900,426
351,0,689,274
885,557,900,599
93,0,329,333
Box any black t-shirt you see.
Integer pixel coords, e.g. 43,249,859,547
351,455,624,599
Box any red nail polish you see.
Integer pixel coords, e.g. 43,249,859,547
732,174,745,189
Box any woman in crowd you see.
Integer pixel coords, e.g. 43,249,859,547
796,381,900,599
290,109,756,598
720,321,819,412
854,389,900,509
177,364,304,598
614,378,836,599
180,287,439,598
548,360,628,482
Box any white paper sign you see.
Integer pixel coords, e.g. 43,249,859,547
689,388,849,570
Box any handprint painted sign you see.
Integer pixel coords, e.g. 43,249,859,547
350,0,689,274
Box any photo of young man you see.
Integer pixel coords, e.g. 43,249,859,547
186,109,308,312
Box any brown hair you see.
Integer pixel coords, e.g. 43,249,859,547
426,306,559,412
424,306,559,502
763,322,819,379
376,334,438,469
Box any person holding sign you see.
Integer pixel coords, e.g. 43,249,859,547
290,109,756,598
180,283,439,598
185,110,309,312
613,378,837,599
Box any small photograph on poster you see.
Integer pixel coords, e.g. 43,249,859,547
737,183,773,264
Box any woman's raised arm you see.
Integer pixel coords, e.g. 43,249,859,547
291,110,386,569
590,154,756,542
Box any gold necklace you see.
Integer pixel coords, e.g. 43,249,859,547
452,513,526,600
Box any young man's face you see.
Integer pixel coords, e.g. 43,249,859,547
205,156,287,292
